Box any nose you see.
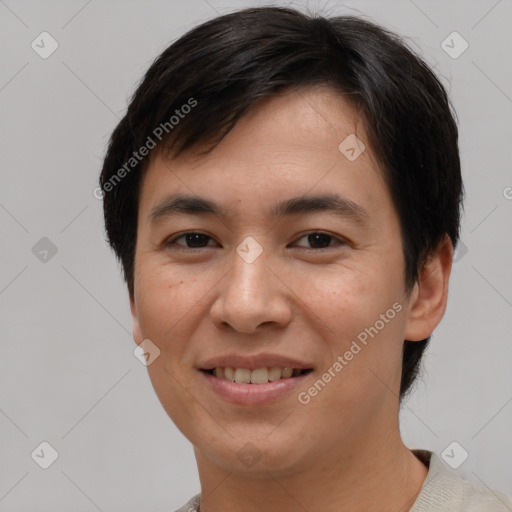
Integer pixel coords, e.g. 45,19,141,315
209,243,293,334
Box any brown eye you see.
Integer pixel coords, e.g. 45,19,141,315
166,232,216,249
294,231,345,250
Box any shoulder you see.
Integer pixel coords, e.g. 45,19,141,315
173,493,201,512
459,477,512,511
411,449,512,512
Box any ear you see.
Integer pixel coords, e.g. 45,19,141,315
404,234,453,342
130,295,144,346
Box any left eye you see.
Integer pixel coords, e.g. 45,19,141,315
165,231,344,250
293,231,344,249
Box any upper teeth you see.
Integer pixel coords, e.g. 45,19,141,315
212,367,302,384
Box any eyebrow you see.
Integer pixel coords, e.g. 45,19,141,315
148,193,369,225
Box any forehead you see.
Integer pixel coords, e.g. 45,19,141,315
139,86,390,223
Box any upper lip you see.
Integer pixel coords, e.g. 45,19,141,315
198,353,314,371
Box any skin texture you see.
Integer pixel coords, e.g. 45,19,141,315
130,86,453,512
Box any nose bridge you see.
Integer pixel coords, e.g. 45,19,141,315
211,235,290,333
228,236,270,303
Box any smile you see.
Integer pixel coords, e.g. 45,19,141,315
200,367,313,405
203,366,312,384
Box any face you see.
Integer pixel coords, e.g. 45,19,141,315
130,86,431,476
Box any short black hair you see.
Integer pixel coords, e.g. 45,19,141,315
99,6,464,400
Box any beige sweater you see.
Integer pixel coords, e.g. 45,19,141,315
174,450,512,511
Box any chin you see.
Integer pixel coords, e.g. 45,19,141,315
194,433,312,476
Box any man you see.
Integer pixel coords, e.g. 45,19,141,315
99,6,512,511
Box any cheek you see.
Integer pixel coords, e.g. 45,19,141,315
134,262,207,349
291,261,406,393
290,260,393,342
133,265,212,429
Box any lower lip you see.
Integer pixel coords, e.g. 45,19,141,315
200,370,312,405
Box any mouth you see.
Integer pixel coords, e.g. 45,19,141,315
197,354,315,404
201,367,313,384
199,366,314,405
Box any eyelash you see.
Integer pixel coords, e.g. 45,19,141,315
164,231,347,252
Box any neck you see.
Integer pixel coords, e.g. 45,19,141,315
194,426,428,512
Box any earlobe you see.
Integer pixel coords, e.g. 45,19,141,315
404,234,453,342
130,296,143,346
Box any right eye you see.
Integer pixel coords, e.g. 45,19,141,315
164,232,218,250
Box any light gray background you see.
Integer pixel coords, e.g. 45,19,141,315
1,0,511,510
